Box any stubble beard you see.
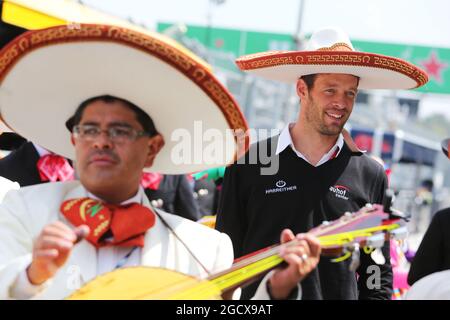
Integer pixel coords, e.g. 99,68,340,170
305,98,345,136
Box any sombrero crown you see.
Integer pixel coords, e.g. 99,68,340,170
236,27,428,90
0,24,248,174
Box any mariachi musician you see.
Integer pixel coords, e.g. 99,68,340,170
0,24,320,299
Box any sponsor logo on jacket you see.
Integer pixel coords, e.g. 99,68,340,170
329,185,350,200
265,180,297,194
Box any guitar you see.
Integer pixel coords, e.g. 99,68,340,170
68,200,408,300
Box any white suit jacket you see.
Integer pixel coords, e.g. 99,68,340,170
0,181,276,300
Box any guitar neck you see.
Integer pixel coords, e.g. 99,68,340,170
207,205,400,294
204,237,341,294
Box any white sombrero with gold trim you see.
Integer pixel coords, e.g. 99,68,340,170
236,27,428,90
0,24,248,174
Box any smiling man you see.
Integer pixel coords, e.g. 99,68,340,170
216,27,428,300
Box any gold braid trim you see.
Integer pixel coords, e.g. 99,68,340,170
316,42,353,51
62,198,83,212
94,220,110,237
236,51,428,87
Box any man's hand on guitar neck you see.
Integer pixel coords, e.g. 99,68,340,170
268,229,321,299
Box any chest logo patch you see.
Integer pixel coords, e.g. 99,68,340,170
276,180,286,188
266,180,297,194
329,185,350,200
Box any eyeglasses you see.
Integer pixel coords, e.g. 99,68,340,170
72,124,149,143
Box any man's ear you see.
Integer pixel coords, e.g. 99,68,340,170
70,134,75,146
144,134,165,167
296,78,308,100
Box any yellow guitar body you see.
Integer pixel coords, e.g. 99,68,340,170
67,267,222,300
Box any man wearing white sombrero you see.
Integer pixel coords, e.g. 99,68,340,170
216,27,428,300
0,24,321,299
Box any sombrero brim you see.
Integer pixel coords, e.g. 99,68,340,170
236,51,428,90
0,24,248,174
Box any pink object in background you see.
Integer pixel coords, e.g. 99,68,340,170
391,240,410,299
140,172,163,190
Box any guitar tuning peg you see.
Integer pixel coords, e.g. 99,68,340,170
348,243,360,272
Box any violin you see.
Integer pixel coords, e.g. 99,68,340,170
68,200,407,300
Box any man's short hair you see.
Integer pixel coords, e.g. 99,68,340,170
65,95,158,136
300,74,317,91
299,74,360,91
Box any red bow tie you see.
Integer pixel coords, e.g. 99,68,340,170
37,154,74,182
60,198,156,248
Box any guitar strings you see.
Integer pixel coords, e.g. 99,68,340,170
142,224,399,299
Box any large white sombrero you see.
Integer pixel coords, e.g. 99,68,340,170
0,24,248,174
236,27,428,90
